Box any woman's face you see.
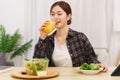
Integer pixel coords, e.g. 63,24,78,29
50,5,71,29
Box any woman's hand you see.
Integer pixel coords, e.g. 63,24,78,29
96,63,108,72
39,21,49,40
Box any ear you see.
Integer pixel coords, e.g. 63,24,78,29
67,14,72,21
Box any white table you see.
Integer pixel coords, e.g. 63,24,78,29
0,67,120,80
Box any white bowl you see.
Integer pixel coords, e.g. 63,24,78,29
76,67,103,74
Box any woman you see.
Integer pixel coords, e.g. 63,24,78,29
33,1,108,72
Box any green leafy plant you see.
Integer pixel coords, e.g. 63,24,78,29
0,24,33,60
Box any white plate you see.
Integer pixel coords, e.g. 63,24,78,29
76,67,103,74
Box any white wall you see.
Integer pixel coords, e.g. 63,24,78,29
0,0,25,34
0,0,25,66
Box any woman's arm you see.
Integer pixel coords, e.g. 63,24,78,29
82,33,108,72
82,33,100,63
33,38,48,58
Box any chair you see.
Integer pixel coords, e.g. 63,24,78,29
115,51,120,66
94,47,109,65
0,54,14,66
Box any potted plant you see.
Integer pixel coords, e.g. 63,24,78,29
0,24,33,63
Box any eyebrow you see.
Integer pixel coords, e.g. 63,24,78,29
51,10,63,13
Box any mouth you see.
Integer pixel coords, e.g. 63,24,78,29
56,21,60,25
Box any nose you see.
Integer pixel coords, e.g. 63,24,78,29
52,14,59,21
54,14,58,18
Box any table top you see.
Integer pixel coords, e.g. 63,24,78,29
0,67,120,80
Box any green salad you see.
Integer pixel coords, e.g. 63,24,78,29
24,61,37,75
24,57,49,76
33,58,49,71
80,63,100,70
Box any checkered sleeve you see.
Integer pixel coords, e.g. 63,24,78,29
82,33,101,64
33,37,48,58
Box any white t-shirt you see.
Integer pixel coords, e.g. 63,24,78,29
52,38,72,67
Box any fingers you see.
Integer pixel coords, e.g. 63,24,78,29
42,20,49,27
100,65,108,72
39,21,49,31
96,64,108,72
39,26,44,32
39,21,49,40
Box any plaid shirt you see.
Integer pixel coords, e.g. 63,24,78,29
33,28,100,67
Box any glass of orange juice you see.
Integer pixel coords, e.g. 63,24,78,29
44,21,56,34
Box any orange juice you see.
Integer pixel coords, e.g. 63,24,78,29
44,21,56,34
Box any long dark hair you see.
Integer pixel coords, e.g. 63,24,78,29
50,1,72,25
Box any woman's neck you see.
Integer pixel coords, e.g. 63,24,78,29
56,26,69,38
55,25,69,45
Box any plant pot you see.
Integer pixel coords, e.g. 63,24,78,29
0,53,14,66
0,53,6,65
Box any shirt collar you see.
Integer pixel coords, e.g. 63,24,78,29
67,28,75,38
